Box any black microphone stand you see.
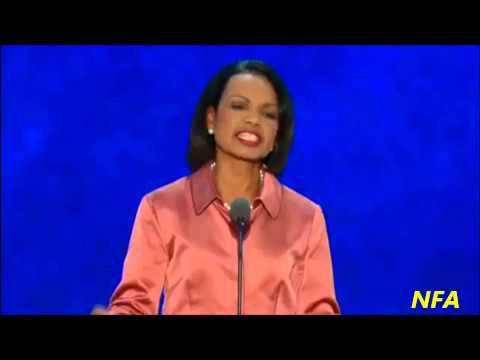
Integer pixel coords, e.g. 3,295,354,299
237,222,246,316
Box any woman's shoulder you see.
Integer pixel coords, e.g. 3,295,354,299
280,183,324,218
142,175,190,207
278,184,327,231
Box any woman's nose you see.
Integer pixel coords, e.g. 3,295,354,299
244,113,260,125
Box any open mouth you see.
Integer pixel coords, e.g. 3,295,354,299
235,131,261,147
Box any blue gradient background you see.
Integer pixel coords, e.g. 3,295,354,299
1,45,479,315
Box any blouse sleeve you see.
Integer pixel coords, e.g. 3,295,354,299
106,195,169,315
297,205,340,315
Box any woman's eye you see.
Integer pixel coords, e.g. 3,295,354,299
265,112,278,120
231,103,246,110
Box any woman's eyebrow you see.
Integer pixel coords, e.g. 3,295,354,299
229,94,278,107
229,94,250,102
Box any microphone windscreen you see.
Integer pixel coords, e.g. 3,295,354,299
229,197,251,226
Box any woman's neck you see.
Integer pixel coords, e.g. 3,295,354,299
213,152,262,205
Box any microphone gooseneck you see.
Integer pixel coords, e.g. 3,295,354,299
229,198,251,315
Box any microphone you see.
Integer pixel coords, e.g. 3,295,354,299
229,198,251,315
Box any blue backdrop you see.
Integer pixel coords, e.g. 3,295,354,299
2,45,479,315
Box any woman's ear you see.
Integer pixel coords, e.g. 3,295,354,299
206,106,215,133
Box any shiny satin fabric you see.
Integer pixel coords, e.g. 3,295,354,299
107,162,340,315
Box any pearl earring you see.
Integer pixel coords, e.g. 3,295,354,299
208,128,214,135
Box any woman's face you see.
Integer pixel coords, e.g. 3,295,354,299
207,73,279,164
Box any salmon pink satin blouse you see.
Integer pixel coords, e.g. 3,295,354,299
107,161,340,315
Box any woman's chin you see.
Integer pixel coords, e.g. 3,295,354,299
229,151,265,164
217,146,267,164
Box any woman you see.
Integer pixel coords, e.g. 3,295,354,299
93,60,340,315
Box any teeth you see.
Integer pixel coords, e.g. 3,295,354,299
237,132,259,142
